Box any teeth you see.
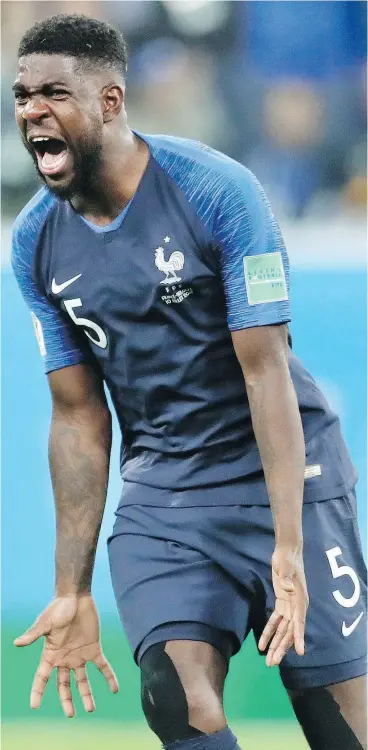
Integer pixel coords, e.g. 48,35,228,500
32,137,51,142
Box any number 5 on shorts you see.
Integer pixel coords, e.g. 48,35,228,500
326,546,360,608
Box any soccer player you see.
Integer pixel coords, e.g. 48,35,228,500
11,15,367,750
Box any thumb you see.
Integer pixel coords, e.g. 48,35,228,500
14,618,50,647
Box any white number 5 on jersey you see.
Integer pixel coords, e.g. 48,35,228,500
64,298,107,349
326,546,360,608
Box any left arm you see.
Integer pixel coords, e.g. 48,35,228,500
211,164,309,666
232,324,305,549
232,323,308,666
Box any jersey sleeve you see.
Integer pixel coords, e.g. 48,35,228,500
213,167,291,331
11,220,90,375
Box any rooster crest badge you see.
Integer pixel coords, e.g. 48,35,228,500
154,246,185,285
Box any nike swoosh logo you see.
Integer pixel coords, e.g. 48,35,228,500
51,274,81,294
342,611,364,637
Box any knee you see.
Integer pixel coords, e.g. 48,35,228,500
183,685,226,734
140,643,226,742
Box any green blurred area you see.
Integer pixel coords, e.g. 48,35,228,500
2,722,308,750
2,619,297,722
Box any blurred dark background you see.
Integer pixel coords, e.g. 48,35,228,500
2,0,367,220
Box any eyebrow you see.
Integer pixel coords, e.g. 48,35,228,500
12,81,70,94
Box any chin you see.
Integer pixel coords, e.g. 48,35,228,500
47,181,73,200
39,171,76,200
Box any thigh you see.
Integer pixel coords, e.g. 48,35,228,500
107,504,250,662
254,493,367,689
327,675,367,748
288,674,367,749
163,639,228,698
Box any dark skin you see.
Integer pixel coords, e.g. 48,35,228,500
14,363,119,717
13,53,366,749
13,54,149,222
232,324,307,665
49,365,111,598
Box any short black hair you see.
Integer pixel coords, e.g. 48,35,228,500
18,14,128,77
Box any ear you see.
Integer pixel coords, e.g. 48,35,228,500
102,84,125,123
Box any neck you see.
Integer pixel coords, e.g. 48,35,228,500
70,128,149,225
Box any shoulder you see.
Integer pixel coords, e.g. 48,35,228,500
144,131,250,183
141,132,267,228
11,187,57,270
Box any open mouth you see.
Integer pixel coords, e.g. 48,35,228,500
31,137,69,177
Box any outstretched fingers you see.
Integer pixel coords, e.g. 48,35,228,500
94,653,119,694
30,657,54,709
258,610,283,653
294,604,307,656
267,620,294,667
57,667,75,718
265,616,291,666
75,665,95,713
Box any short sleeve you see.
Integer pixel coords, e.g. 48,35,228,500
213,168,291,331
11,221,90,375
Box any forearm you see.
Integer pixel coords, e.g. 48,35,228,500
49,407,112,596
246,361,305,548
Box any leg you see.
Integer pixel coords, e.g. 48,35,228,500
140,638,242,749
288,674,367,750
265,494,367,748
108,503,252,747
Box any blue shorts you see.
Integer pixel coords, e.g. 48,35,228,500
108,490,367,690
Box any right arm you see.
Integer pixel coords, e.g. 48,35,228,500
11,213,112,594
11,221,118,716
14,364,119,717
49,364,112,597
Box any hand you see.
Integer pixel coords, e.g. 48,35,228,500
14,594,119,717
258,545,309,667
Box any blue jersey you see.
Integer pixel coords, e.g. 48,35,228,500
12,134,357,505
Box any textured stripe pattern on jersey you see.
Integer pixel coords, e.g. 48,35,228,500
11,188,89,373
148,135,291,330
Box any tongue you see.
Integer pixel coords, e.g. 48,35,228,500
42,151,61,167
40,149,68,175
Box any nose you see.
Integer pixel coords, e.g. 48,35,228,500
22,96,50,122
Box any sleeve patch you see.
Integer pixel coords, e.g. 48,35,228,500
243,251,288,306
31,312,46,357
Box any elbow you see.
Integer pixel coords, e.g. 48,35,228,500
242,351,290,389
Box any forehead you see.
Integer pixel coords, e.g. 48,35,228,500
15,54,84,89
